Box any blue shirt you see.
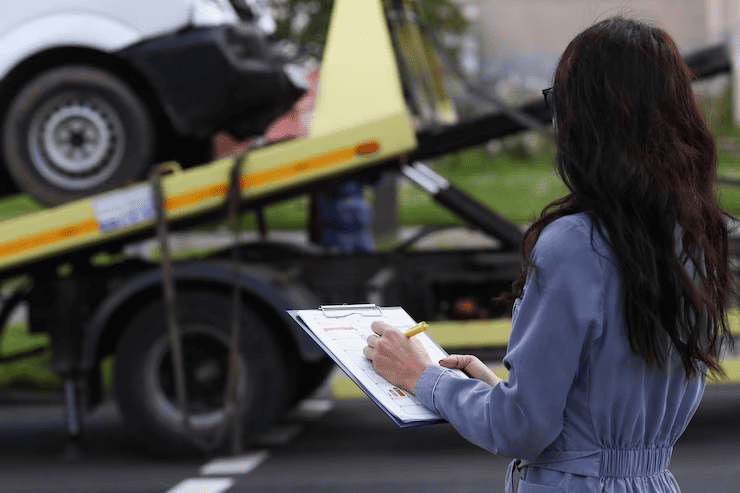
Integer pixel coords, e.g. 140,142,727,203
415,212,706,493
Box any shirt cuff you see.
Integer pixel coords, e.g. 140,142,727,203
415,364,452,415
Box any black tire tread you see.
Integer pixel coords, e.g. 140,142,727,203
113,290,291,457
2,65,155,205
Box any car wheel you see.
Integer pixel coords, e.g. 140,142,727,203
2,65,154,206
114,290,291,457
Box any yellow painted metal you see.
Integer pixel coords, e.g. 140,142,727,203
385,0,457,127
711,359,740,384
726,307,740,335
310,0,415,138
403,0,457,124
0,198,101,268
426,319,511,347
0,0,418,272
715,307,740,384
160,115,415,220
492,367,510,382
332,373,369,399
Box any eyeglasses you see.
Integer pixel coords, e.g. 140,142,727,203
542,87,554,116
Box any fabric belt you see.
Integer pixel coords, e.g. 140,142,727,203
504,447,673,493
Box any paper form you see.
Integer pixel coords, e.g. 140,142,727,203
290,307,467,425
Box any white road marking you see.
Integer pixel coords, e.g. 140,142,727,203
254,424,304,446
165,478,234,493
200,451,271,476
289,399,335,420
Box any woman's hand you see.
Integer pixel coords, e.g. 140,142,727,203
439,354,503,387
363,321,433,394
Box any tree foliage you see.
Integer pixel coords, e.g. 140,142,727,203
268,0,469,59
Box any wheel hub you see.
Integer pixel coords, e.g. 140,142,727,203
28,95,126,190
194,360,223,385
144,324,249,431
44,106,111,173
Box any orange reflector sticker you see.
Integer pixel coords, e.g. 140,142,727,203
355,141,381,155
165,144,362,212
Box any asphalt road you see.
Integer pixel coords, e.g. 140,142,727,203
0,383,738,493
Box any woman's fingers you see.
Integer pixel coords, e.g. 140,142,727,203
439,354,472,369
370,320,393,335
440,354,502,386
438,355,456,367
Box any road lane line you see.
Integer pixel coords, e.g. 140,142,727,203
289,399,335,420
254,424,304,446
200,451,271,476
165,478,234,493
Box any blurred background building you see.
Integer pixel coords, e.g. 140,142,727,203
450,0,740,105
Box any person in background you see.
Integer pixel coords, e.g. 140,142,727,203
362,16,735,493
317,180,375,253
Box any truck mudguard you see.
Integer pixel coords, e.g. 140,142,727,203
79,259,325,373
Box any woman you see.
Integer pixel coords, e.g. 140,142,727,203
363,16,735,493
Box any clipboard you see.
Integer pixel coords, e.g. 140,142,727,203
287,304,468,428
319,303,384,318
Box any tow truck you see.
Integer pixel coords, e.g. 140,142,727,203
0,0,738,456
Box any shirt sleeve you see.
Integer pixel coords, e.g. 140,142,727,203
415,217,605,460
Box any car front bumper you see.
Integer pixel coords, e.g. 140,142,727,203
118,24,308,140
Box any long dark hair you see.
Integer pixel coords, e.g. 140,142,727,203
497,16,735,379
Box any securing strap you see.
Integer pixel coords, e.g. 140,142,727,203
148,145,261,454
150,165,191,440
223,152,247,455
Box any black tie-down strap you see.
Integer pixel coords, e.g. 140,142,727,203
224,153,247,455
149,154,248,454
150,164,192,445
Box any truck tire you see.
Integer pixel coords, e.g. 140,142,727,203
114,290,291,457
2,65,154,205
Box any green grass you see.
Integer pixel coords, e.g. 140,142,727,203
0,194,43,223
0,322,114,397
0,324,63,392
399,146,565,226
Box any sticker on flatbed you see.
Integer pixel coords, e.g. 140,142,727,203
92,184,156,233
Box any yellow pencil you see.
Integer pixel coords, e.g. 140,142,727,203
403,321,429,337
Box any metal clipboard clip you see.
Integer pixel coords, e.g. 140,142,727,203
319,303,384,318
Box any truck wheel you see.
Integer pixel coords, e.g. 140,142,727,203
2,65,154,206
114,290,291,457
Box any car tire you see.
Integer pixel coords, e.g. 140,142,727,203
2,65,155,206
114,290,291,457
